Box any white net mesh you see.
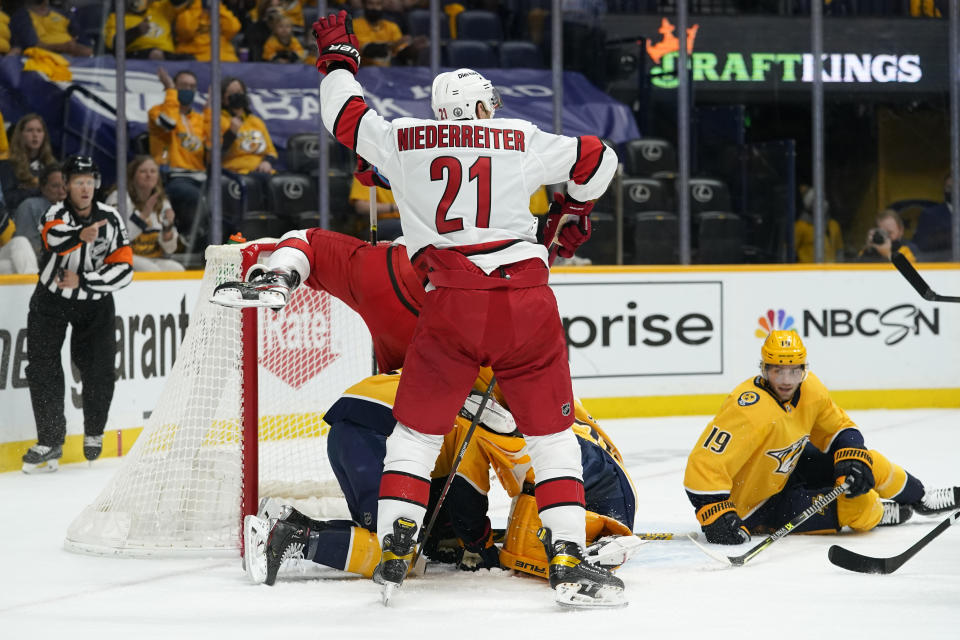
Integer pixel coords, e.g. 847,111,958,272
65,242,372,556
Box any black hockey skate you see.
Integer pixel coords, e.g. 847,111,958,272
913,486,960,516
210,265,300,310
262,518,310,585
372,517,418,606
83,435,103,461
22,444,63,474
538,527,627,609
878,500,913,526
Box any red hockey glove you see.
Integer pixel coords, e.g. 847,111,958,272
554,192,594,218
312,10,361,75
543,193,593,260
354,156,391,189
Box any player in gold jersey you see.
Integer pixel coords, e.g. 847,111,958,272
685,330,959,544
242,369,639,584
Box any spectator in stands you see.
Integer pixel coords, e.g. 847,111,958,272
349,172,401,240
104,0,192,61
262,12,306,62
206,77,278,240
249,0,305,30
175,0,242,61
148,67,207,246
913,174,955,258
910,0,945,16
207,77,278,176
0,113,58,212
13,162,65,257
353,0,426,66
0,7,21,57
106,155,183,271
858,209,917,264
0,207,39,274
9,0,93,58
794,185,844,263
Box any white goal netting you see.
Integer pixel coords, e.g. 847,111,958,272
65,241,372,557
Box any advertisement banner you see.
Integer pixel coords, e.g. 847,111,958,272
602,15,949,94
0,278,202,442
2,264,958,447
0,57,640,186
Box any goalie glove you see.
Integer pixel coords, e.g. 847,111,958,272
543,193,593,259
457,525,500,571
354,156,391,189
209,264,301,310
312,10,361,75
458,390,517,434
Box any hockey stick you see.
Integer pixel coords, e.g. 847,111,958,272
827,509,960,574
690,480,850,567
409,375,498,572
892,252,960,303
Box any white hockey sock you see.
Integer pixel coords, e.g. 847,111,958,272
526,429,586,548
377,422,444,543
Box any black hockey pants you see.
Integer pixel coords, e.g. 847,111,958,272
26,286,116,447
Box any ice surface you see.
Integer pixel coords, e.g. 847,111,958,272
1,409,957,639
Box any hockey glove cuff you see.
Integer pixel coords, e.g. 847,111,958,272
834,448,875,497
697,501,751,545
459,390,517,434
312,10,361,75
354,156,392,189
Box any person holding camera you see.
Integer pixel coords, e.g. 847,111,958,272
858,209,916,264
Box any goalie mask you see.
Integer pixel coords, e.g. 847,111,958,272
431,68,503,121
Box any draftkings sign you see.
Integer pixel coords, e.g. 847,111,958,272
602,15,949,94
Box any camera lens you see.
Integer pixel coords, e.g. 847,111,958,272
871,230,884,244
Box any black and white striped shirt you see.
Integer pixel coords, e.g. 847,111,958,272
38,200,133,300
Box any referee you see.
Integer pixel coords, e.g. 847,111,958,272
22,156,133,473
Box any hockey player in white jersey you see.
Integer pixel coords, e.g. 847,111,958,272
312,10,622,608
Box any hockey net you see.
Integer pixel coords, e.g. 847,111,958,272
65,241,372,557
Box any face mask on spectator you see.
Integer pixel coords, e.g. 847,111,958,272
127,0,148,13
226,93,248,111
365,9,383,22
178,89,196,106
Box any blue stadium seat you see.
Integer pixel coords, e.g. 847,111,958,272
499,41,544,69
456,10,503,43
268,173,318,221
446,40,498,69
408,9,451,39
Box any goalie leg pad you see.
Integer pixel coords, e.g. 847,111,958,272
500,493,550,579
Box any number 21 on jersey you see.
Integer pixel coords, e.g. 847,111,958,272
430,156,492,234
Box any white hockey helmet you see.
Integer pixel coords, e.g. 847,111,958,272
431,68,503,121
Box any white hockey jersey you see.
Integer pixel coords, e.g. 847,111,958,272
320,70,618,274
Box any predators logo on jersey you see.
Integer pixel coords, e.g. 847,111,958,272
765,435,809,475
738,391,759,406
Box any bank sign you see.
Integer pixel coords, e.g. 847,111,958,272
608,15,949,93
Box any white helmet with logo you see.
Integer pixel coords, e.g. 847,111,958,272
431,68,503,121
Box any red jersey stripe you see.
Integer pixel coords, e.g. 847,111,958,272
380,470,430,507
569,136,605,185
534,476,586,511
333,96,370,151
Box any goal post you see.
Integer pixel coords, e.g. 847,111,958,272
65,240,372,557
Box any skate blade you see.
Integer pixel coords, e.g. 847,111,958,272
22,459,58,474
381,582,398,606
554,583,627,609
209,292,282,309
243,515,270,584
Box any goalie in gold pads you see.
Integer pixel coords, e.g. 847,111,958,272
684,330,960,545
242,369,639,585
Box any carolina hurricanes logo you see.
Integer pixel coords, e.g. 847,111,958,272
765,435,809,475
258,289,340,389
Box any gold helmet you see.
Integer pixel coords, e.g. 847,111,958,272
760,330,806,365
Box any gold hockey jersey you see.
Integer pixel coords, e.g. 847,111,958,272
684,372,861,518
